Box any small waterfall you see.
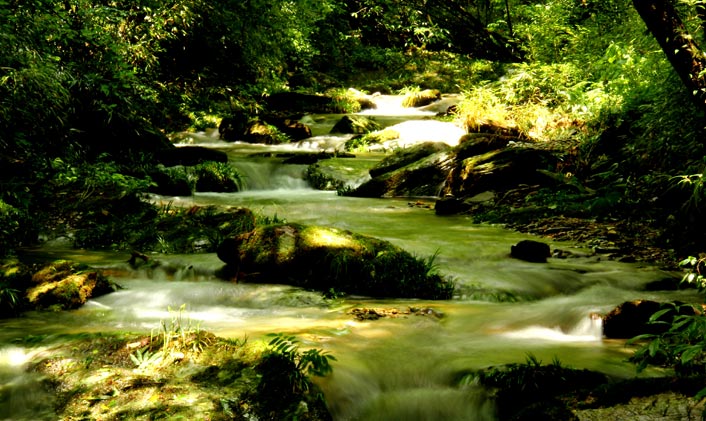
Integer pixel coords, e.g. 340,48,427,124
0,346,55,421
232,158,310,190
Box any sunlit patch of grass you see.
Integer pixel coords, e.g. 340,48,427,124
24,322,331,420
457,85,511,132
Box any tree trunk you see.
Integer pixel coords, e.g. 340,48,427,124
633,0,706,112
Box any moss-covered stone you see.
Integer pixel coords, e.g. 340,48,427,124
217,223,453,299
369,141,451,178
26,260,117,310
330,115,381,134
347,151,454,198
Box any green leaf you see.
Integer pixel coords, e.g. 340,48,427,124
648,308,672,323
647,340,661,357
680,346,702,364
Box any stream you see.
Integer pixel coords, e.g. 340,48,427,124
1,95,700,420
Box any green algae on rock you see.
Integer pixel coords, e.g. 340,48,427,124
217,223,454,299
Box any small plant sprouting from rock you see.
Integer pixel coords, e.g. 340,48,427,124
155,304,215,354
129,304,216,370
129,347,164,370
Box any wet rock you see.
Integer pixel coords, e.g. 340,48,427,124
442,147,559,198
642,276,684,291
434,197,471,215
243,120,288,144
305,156,374,192
347,151,454,198
219,113,250,141
279,152,339,165
147,169,192,196
511,240,551,263
455,133,512,160
274,118,312,141
369,141,451,178
348,306,444,321
602,300,698,339
575,392,705,421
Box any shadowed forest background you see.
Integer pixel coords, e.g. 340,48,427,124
3,0,706,256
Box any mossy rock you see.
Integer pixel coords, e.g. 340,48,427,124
216,223,453,299
148,166,193,196
369,141,451,178
347,150,454,198
305,157,379,191
344,128,400,151
26,260,117,310
330,115,381,135
443,147,558,198
244,119,290,144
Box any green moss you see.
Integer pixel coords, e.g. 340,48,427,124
219,223,454,299
28,331,332,420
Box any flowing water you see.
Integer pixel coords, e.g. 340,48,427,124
1,96,700,420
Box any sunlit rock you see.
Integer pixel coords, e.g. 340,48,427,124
217,223,453,299
369,141,451,178
443,146,558,198
347,151,454,198
330,115,381,134
26,260,117,310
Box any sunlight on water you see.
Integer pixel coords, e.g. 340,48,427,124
0,346,55,420
359,95,439,116
380,120,466,147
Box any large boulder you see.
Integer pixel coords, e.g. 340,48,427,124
243,120,288,144
442,146,558,198
369,142,451,178
219,113,250,141
216,223,453,299
454,133,513,160
274,118,312,141
347,150,454,198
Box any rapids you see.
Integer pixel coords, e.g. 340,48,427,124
0,95,699,420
